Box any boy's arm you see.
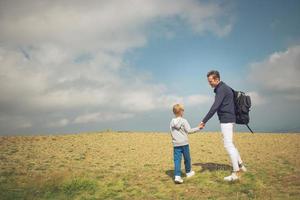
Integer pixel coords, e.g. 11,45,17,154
183,119,200,134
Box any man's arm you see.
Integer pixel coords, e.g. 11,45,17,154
201,89,225,124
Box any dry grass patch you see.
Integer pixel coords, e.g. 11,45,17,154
0,132,299,199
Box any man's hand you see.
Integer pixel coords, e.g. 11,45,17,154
198,122,205,129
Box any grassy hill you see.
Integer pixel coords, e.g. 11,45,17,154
0,132,299,199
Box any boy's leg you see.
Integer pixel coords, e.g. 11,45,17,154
173,146,183,177
182,145,191,173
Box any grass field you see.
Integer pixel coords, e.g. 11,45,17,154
0,131,299,200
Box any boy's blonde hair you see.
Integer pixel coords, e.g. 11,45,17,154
173,103,184,115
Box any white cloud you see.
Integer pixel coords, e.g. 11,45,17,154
245,91,266,106
245,45,300,132
0,0,232,133
247,45,300,109
73,112,134,124
47,118,70,127
0,115,32,130
149,94,211,110
184,95,211,106
0,0,233,49
249,45,300,95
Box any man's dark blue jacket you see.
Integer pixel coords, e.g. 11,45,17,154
202,81,236,123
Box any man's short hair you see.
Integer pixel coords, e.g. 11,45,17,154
207,70,220,80
172,103,184,115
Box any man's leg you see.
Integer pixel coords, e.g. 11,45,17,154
236,147,243,165
232,124,243,165
182,145,191,173
221,123,240,172
173,146,183,177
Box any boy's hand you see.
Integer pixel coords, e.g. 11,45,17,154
198,122,205,129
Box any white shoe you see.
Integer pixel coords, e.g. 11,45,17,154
240,165,247,172
224,172,239,182
186,171,195,178
174,176,183,184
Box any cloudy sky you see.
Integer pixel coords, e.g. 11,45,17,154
0,0,299,135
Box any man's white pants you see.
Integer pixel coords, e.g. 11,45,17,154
220,123,242,172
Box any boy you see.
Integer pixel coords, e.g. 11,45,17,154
170,103,201,184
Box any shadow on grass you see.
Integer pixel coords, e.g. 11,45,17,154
165,170,174,179
165,162,231,179
193,162,232,172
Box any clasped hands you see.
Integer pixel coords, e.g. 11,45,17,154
198,122,205,129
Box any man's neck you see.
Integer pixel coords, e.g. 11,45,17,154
214,80,221,88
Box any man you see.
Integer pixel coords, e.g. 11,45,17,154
199,70,247,181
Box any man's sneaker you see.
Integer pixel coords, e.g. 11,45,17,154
240,165,247,172
174,176,183,184
186,171,195,178
224,172,239,182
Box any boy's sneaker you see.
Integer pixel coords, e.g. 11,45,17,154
186,171,195,178
224,172,239,182
174,176,183,184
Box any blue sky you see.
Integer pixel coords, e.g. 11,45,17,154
125,0,300,132
134,0,299,86
0,0,299,134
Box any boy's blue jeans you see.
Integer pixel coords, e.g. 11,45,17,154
173,144,191,177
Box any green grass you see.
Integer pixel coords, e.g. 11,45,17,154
0,132,299,199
